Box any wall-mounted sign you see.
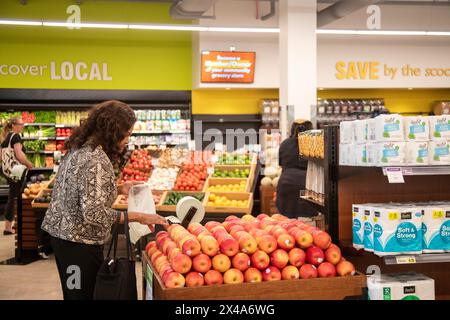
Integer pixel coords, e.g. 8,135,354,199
201,51,255,83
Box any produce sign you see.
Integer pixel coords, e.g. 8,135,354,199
201,51,255,83
146,214,356,288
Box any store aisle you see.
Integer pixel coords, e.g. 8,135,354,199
0,222,143,300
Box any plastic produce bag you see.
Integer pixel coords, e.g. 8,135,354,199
127,184,156,244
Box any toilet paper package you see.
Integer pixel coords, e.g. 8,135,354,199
367,119,376,141
368,272,435,300
406,141,429,165
373,204,423,256
340,121,353,144
375,114,405,142
353,119,368,144
375,142,406,166
363,205,376,252
422,203,450,253
430,115,450,141
352,204,365,250
429,140,450,165
404,116,429,141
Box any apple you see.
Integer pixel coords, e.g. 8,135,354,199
317,262,337,278
225,215,240,222
241,214,256,222
205,221,221,232
164,272,186,288
325,245,342,265
145,241,156,253
271,226,288,239
197,231,211,242
150,251,164,265
231,253,251,272
288,248,306,267
293,230,314,249
185,272,204,287
223,268,244,284
257,214,270,220
162,241,177,256
204,270,224,286
313,231,332,250
250,250,270,270
306,246,325,266
168,248,182,262
257,234,278,254
162,268,176,283
171,253,192,274
238,234,258,254
192,254,212,273
219,237,239,257
187,222,203,234
277,234,295,250
212,254,231,273
244,267,263,283
262,266,281,282
336,261,356,276
270,249,289,269
229,225,246,237
271,214,288,221
281,266,300,280
180,237,201,257
200,235,219,257
299,264,318,279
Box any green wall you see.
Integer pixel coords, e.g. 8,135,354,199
0,0,192,90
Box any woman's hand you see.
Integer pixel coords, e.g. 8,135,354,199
129,212,168,232
121,181,143,195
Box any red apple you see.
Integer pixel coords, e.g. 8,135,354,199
185,272,204,287
317,262,337,278
204,270,223,285
306,246,325,266
231,252,251,272
219,237,239,257
171,253,192,274
257,234,278,254
164,272,185,288
312,231,332,250
277,233,295,250
270,249,289,269
244,267,263,283
212,254,231,273
299,264,318,279
200,235,219,257
336,260,356,276
192,254,212,273
223,268,244,284
325,245,342,265
281,266,300,280
262,266,281,282
250,250,270,270
288,248,306,267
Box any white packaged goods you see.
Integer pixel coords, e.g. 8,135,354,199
375,142,406,166
367,119,376,141
339,144,349,165
373,204,423,256
352,204,364,250
375,114,404,142
367,272,435,300
355,143,369,166
340,121,353,144
363,205,375,252
404,116,429,141
406,141,429,165
429,115,450,141
422,203,450,253
367,143,377,166
429,140,450,165
353,119,367,144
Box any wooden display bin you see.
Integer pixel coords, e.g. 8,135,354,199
142,252,367,300
210,165,256,192
204,178,250,193
158,191,208,212
205,192,253,215
31,189,52,209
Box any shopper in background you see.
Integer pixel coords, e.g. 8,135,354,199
41,100,168,300
276,119,317,218
1,117,33,235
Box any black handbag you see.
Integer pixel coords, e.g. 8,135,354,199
94,211,138,300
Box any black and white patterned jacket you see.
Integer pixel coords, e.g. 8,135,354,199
42,143,118,245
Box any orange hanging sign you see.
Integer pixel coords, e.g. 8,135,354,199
201,51,256,83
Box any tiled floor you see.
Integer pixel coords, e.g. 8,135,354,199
0,221,143,300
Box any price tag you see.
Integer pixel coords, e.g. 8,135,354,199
395,255,417,264
433,211,445,219
386,167,405,184
388,212,399,220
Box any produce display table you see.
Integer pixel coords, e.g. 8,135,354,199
141,252,367,300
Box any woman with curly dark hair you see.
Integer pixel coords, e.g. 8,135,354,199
42,100,167,300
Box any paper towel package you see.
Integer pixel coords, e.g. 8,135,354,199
352,204,364,250
422,203,450,253
363,205,376,252
340,121,353,144
406,141,429,165
367,119,376,141
429,140,450,165
375,114,404,142
355,143,369,166
367,142,377,166
404,116,430,141
375,141,406,166
373,204,423,256
368,272,435,300
430,115,450,141
353,119,368,144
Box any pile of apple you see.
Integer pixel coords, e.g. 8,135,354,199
146,213,356,288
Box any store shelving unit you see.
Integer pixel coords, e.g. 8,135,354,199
316,126,450,300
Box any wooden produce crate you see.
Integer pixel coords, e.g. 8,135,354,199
205,192,253,215
211,165,256,191
31,189,52,209
158,191,207,212
260,185,279,216
16,199,38,250
142,252,367,300
204,178,250,193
